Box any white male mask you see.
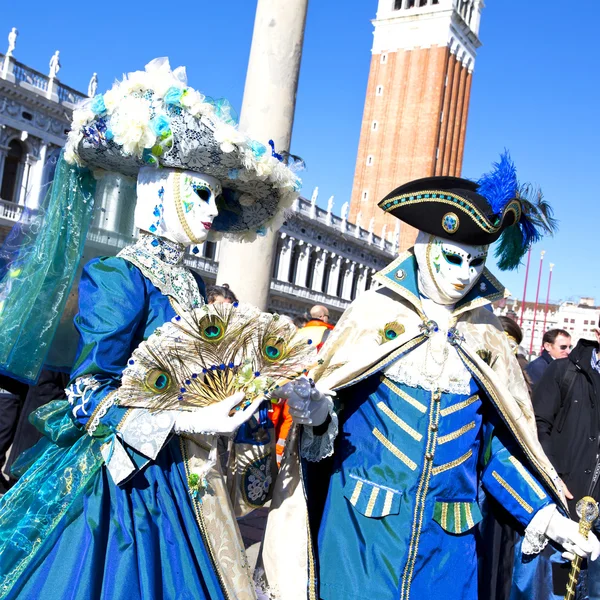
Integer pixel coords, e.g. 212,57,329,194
414,230,488,306
135,167,221,246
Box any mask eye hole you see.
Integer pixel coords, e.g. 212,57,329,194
193,184,211,202
470,256,486,268
442,250,462,266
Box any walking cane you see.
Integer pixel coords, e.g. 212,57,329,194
564,496,599,600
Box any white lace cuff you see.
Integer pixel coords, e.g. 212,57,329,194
299,398,338,462
522,504,555,555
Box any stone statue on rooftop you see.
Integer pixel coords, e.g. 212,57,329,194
6,27,17,58
49,51,60,79
88,73,98,98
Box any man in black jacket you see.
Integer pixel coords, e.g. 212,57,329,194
534,335,600,513
528,335,600,597
527,328,572,387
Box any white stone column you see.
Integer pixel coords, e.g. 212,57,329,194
17,156,34,205
27,140,48,209
327,254,342,297
312,248,328,292
341,261,356,300
294,242,312,288
356,266,369,295
275,234,295,281
216,0,309,310
0,147,8,191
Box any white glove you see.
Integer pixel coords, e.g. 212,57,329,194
271,377,334,426
173,392,263,435
545,507,600,561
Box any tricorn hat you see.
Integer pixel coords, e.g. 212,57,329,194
378,153,556,270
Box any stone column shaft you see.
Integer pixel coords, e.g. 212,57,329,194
216,0,309,309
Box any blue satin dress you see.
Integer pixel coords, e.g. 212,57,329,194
0,250,230,600
316,372,553,600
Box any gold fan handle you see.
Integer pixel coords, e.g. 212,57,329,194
564,496,599,599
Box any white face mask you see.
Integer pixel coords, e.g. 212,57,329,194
136,168,221,246
414,231,488,306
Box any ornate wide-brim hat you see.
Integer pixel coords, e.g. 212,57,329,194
378,153,556,270
65,57,301,238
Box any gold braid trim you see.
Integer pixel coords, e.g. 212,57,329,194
365,486,380,518
492,471,533,514
440,394,479,417
373,427,417,471
350,481,363,506
508,456,547,500
377,402,423,441
432,449,473,476
437,421,476,445
380,375,427,413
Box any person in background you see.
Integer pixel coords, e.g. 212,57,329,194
511,330,600,598
295,304,334,350
526,328,571,387
206,283,238,305
499,316,532,395
292,314,309,329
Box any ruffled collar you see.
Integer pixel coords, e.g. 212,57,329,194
137,232,186,266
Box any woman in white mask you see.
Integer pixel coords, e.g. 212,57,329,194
0,58,299,600
259,155,599,600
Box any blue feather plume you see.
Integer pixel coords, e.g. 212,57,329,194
477,152,558,270
476,151,518,215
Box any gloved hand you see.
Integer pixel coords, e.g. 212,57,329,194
173,392,263,435
271,377,334,426
546,507,600,561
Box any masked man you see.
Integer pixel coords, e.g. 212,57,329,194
259,156,600,600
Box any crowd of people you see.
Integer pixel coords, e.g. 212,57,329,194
0,58,598,600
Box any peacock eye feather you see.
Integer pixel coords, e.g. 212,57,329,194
262,337,286,362
381,322,405,343
145,369,172,393
198,315,226,342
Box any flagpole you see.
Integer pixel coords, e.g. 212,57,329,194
541,263,554,352
519,248,532,327
529,250,546,356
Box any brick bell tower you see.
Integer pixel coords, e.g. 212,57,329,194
349,0,483,252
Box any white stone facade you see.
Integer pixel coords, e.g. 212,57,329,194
373,0,482,71
494,297,600,358
0,46,397,323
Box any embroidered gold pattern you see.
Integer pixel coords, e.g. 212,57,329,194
441,502,448,530
373,427,417,471
440,394,479,417
350,481,363,506
377,401,423,441
432,449,473,476
365,486,380,518
454,502,461,532
465,503,475,529
457,348,561,508
437,421,476,445
380,376,427,413
508,456,547,500
383,490,394,515
492,471,533,514
400,389,441,600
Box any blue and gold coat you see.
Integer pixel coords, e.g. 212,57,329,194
259,251,567,600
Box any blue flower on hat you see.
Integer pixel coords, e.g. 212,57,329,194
249,140,267,159
164,86,184,105
149,114,171,137
91,95,106,115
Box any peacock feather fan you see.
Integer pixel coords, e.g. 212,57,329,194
477,151,558,271
119,303,317,411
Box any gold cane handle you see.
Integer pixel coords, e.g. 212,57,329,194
564,496,599,599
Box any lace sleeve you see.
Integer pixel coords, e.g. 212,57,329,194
299,398,338,462
522,504,554,555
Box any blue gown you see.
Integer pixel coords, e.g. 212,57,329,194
0,239,243,600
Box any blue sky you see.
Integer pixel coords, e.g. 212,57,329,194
3,1,598,303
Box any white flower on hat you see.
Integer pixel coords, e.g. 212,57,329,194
213,123,246,153
110,96,155,156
